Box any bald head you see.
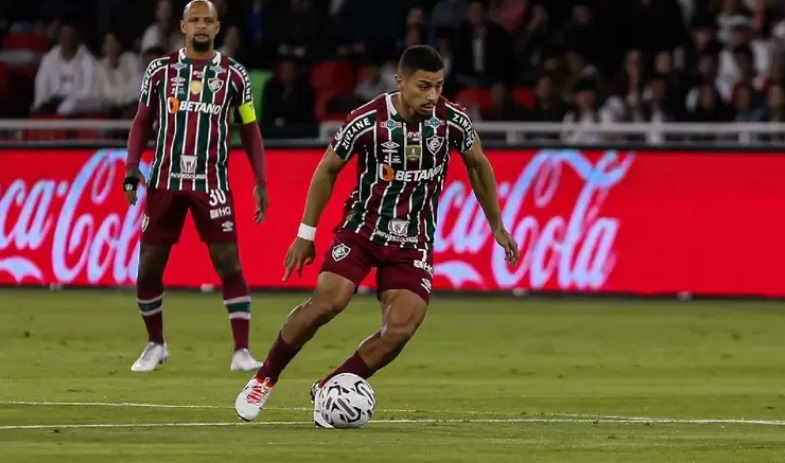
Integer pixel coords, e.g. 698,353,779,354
183,0,217,19
181,0,220,54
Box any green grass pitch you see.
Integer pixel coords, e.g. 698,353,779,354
1,289,785,462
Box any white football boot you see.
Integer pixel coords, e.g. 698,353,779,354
130,342,169,372
235,376,274,421
230,348,263,372
311,381,334,429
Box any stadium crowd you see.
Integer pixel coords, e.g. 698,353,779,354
3,0,785,139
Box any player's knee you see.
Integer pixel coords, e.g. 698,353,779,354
380,321,418,348
301,298,345,326
208,244,241,277
138,246,169,281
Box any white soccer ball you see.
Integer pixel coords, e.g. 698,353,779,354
315,373,376,428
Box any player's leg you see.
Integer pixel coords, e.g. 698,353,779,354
235,230,372,421
189,188,260,371
309,287,426,428
317,289,427,386
206,241,260,371
315,247,432,385
131,189,187,372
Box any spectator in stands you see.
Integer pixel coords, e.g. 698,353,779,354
95,31,140,116
488,0,526,35
32,22,99,116
684,14,722,72
613,49,644,102
690,83,731,122
729,45,763,99
719,17,771,90
631,74,676,123
431,0,469,33
512,3,550,85
560,77,616,144
270,0,321,59
762,84,785,122
559,3,604,69
481,81,526,121
218,24,244,61
140,0,184,54
716,0,752,44
686,51,730,112
354,59,396,103
526,73,564,122
261,58,315,134
330,0,404,60
732,83,763,121
650,49,689,118
452,0,513,87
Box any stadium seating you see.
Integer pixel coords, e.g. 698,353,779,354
2,32,49,54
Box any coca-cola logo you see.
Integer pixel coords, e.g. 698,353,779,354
434,149,633,290
0,150,148,284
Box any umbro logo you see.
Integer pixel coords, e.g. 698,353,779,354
381,141,399,149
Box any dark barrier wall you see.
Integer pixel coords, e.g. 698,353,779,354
1,148,784,296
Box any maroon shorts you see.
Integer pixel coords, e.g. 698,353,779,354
320,228,434,304
141,188,237,244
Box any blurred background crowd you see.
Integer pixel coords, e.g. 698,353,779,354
2,0,785,139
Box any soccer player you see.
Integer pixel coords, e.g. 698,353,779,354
123,0,268,372
234,45,519,425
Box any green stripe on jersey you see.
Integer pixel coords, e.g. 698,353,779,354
347,112,379,232
374,124,408,246
194,66,215,192
407,121,434,238
151,69,168,188
168,66,189,190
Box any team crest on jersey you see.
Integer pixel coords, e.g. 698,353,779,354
405,145,421,162
180,155,198,175
425,117,443,129
331,243,351,262
208,77,224,92
426,135,444,154
389,219,408,236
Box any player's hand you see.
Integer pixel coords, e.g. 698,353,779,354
283,237,316,281
253,185,268,224
123,166,147,206
493,227,519,267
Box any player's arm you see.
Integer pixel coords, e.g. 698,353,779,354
283,147,348,281
300,147,348,230
237,107,268,223
123,103,153,206
460,134,519,265
124,59,162,205
233,61,269,223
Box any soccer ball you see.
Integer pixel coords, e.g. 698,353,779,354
315,373,375,428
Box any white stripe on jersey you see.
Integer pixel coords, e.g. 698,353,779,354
355,119,377,233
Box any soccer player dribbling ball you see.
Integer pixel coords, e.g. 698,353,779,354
234,45,520,426
123,0,268,372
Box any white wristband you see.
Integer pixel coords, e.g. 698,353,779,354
297,223,316,241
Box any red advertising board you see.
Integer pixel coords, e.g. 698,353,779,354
1,148,784,296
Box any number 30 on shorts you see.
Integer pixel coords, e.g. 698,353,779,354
209,189,227,206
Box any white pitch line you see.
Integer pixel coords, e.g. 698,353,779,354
4,402,785,428
0,400,424,413
3,416,785,431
